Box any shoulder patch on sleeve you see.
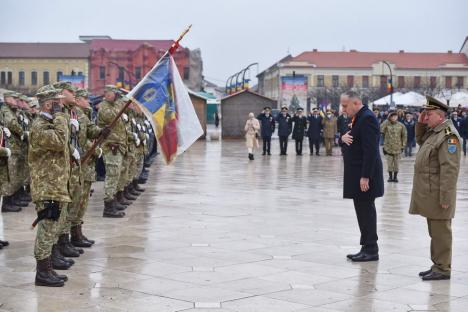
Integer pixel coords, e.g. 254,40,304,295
448,135,458,154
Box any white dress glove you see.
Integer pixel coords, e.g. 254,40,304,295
133,132,138,142
18,114,24,122
3,127,11,138
131,118,137,126
70,119,79,131
142,139,147,146
121,113,129,122
96,147,103,159
145,133,150,141
142,125,146,132
136,124,142,131
4,147,11,158
135,138,141,146
21,131,29,141
144,120,150,127
23,117,30,125
72,148,81,160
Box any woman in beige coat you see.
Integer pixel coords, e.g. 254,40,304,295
244,113,260,160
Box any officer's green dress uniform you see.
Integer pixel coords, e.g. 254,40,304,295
409,96,461,280
381,114,407,182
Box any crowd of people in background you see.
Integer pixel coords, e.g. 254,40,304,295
245,103,468,161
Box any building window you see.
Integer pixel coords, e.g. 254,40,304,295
78,71,83,76
31,71,37,85
56,71,63,81
118,67,125,82
43,71,50,85
347,75,354,88
7,72,12,85
71,70,76,76
183,66,190,80
430,76,437,89
19,71,25,86
380,75,387,90
456,76,464,88
362,76,369,88
99,66,105,80
398,76,405,88
317,75,324,87
414,76,421,88
135,67,142,81
0,72,5,85
445,76,452,88
332,75,339,87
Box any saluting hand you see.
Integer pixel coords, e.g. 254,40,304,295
342,131,353,146
360,178,370,192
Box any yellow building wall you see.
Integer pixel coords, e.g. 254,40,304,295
0,58,88,91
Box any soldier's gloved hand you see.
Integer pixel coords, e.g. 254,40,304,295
101,126,111,138
136,124,142,131
4,147,11,158
95,147,103,159
148,128,153,134
133,132,139,142
18,114,24,122
3,127,11,138
72,148,81,161
70,119,79,131
135,138,141,146
131,118,137,126
144,120,150,127
24,117,30,125
21,131,30,141
121,113,129,122
142,139,147,146
142,125,146,132
145,133,150,141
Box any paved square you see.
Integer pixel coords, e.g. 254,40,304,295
1,139,467,312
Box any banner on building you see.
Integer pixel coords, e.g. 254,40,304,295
280,75,308,111
58,75,86,88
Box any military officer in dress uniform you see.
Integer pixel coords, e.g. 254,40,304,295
256,107,275,155
291,108,307,155
307,108,322,155
409,96,461,281
276,106,292,155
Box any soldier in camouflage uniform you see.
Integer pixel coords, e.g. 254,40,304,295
381,111,407,182
71,88,108,246
0,126,12,249
97,85,128,218
130,104,148,194
29,86,70,287
0,92,28,212
17,94,33,203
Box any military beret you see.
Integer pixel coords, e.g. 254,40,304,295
53,81,76,93
424,95,449,112
104,85,120,93
281,106,288,111
75,88,89,98
20,95,31,102
3,91,19,98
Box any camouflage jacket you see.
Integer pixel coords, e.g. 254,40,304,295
97,100,128,154
28,112,71,203
0,105,25,155
381,120,407,154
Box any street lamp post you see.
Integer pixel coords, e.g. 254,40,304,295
382,61,394,109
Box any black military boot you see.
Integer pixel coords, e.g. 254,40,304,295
51,245,71,270
128,183,141,196
123,187,138,200
117,191,132,205
1,196,22,212
52,244,74,267
12,190,29,207
103,200,125,218
58,234,80,258
393,172,399,182
35,258,64,287
248,153,254,160
0,240,9,247
387,172,393,182
133,179,145,192
79,224,95,245
70,225,92,248
18,186,32,202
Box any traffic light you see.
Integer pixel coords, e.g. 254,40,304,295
387,78,393,93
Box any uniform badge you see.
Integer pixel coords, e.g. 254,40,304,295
448,137,458,154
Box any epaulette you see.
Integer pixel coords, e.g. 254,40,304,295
444,127,453,136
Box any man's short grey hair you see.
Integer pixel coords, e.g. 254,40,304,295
343,90,360,100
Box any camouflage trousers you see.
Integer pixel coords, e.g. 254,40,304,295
125,152,138,186
134,153,145,180
76,181,92,225
34,201,68,260
103,150,125,201
117,153,132,192
386,154,401,172
0,153,25,196
58,166,81,235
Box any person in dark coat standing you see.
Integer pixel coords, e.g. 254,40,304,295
340,91,384,262
257,107,276,155
460,111,467,156
276,106,292,155
291,108,307,155
307,108,322,155
403,112,416,156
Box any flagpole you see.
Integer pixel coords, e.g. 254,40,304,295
80,25,193,165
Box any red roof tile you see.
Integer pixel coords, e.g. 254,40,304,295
90,39,175,52
290,51,468,69
0,42,89,58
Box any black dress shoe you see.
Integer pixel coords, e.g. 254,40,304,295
351,252,379,262
422,271,450,281
419,269,432,277
346,251,363,260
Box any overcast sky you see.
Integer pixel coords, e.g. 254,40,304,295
1,0,466,86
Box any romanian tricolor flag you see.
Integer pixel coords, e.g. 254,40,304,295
128,53,203,164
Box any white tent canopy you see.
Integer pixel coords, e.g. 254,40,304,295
372,92,403,105
394,91,426,107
